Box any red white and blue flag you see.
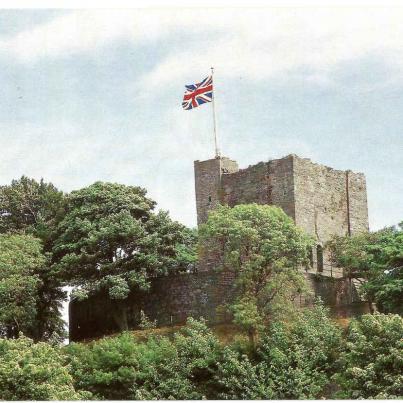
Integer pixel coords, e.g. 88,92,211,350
182,76,213,110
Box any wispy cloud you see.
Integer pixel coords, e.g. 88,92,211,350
3,8,403,88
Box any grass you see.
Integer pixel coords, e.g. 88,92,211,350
75,316,350,345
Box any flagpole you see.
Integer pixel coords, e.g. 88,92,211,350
211,67,220,158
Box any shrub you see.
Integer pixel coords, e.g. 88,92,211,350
0,335,88,400
215,302,342,399
334,313,403,399
66,318,221,400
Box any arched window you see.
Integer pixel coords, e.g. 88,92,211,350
316,245,324,273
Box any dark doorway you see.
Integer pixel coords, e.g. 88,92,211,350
317,245,324,272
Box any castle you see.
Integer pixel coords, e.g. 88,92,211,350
69,154,369,341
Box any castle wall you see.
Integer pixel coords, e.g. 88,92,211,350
293,156,351,242
292,156,369,272
221,155,296,219
69,154,370,342
69,271,369,342
194,157,238,225
347,171,369,234
69,270,237,342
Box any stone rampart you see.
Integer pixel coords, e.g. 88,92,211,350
69,271,369,342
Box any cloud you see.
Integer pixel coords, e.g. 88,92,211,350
138,7,403,90
2,8,403,84
0,9,227,62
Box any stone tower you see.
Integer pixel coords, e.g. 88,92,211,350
194,156,239,225
194,154,369,275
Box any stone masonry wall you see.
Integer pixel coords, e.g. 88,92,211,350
293,155,369,271
69,271,369,342
221,155,295,219
194,157,238,225
69,270,237,342
194,154,368,274
347,171,369,234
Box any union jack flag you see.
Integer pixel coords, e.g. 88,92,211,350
182,76,213,110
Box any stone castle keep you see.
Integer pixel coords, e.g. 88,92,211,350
195,154,369,274
69,154,369,341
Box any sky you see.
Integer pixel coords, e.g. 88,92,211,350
0,7,402,234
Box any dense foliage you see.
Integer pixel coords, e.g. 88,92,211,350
0,335,88,400
199,204,313,342
0,176,65,250
329,222,403,314
0,178,67,341
65,319,221,400
335,313,403,399
0,173,401,400
0,311,401,400
0,234,64,340
51,182,196,329
215,303,342,399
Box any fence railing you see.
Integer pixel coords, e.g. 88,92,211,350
302,263,344,278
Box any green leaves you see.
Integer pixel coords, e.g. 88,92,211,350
334,313,403,399
329,222,403,314
216,303,342,399
0,235,46,339
65,319,221,400
0,176,65,250
0,335,88,400
0,177,67,341
52,182,197,302
199,204,314,338
0,312,396,400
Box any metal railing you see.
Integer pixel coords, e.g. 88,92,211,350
302,263,344,278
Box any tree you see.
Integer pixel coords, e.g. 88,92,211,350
0,234,65,341
52,182,196,329
199,204,313,344
0,335,89,400
215,302,342,399
0,234,42,339
0,177,67,341
328,222,403,314
334,313,403,399
0,176,65,250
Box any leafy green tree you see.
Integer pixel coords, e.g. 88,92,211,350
0,235,44,339
53,182,196,329
215,303,342,399
65,319,221,400
334,313,403,399
0,335,90,400
0,177,67,341
329,222,403,314
199,204,313,344
0,176,65,250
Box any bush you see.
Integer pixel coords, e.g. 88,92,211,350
215,303,342,399
0,335,88,400
334,313,403,399
65,318,222,400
